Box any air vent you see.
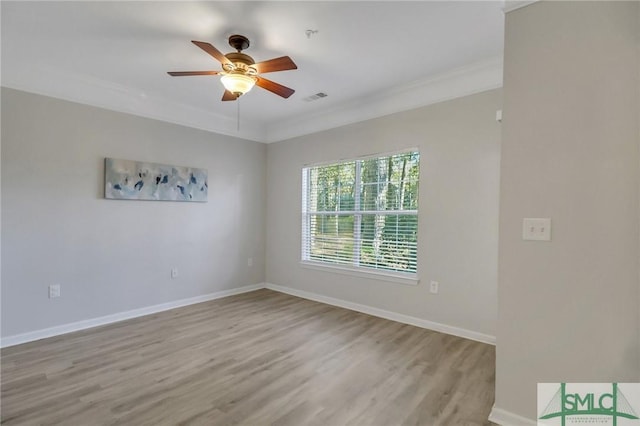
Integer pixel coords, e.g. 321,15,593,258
302,92,328,102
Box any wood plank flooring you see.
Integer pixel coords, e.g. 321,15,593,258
1,289,495,425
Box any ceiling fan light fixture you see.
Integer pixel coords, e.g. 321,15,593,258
169,37,297,101
220,73,256,96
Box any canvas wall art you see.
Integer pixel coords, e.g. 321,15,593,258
105,158,208,202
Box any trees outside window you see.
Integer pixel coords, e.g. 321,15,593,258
302,151,419,276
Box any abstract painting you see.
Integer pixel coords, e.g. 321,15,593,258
105,158,208,202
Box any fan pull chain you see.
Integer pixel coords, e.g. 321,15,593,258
237,97,240,132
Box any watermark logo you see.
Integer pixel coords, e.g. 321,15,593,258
538,383,640,425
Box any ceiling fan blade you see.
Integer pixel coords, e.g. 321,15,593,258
222,90,238,101
255,76,295,98
167,71,220,76
254,56,298,74
192,40,232,66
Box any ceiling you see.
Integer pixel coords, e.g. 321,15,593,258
1,1,506,143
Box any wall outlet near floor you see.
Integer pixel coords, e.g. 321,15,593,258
171,268,179,279
429,281,439,294
522,217,552,241
247,257,253,267
49,284,61,299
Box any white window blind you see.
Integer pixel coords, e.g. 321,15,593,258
302,151,420,277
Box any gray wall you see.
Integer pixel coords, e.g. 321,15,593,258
1,88,266,337
496,1,640,420
266,89,501,338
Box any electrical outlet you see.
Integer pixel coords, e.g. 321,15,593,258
522,218,551,241
171,268,178,279
248,258,253,267
429,281,439,294
49,284,61,299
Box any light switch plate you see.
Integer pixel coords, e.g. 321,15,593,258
523,218,551,241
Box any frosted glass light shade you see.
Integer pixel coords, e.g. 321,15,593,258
220,74,256,95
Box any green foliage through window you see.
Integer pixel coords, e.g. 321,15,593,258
302,151,419,275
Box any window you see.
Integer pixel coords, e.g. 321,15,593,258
302,150,420,280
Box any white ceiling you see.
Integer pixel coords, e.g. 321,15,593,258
1,1,506,142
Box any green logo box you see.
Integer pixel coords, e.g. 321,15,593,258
538,383,640,426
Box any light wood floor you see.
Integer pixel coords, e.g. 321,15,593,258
1,289,495,425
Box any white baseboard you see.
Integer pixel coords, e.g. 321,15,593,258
264,283,496,345
1,283,266,348
488,405,537,426
502,1,539,14
2,282,496,348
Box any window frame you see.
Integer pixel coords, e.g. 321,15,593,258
300,148,420,286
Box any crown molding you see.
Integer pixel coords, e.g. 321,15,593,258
264,56,503,143
3,56,503,144
1,65,266,142
502,0,539,14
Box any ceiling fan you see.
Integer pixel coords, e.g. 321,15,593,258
168,35,297,101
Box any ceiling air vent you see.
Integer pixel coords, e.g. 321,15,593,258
302,92,328,102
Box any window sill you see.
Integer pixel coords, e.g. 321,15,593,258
300,261,420,286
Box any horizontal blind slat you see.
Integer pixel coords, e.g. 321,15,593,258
302,151,420,275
